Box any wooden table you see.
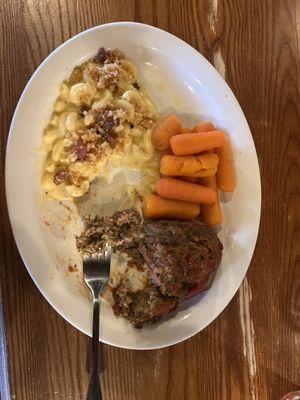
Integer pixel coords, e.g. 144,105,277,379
1,1,299,399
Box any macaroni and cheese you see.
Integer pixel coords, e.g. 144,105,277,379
41,47,159,200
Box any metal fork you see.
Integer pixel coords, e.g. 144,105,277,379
83,245,111,400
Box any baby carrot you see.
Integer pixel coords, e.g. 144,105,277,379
143,194,200,220
152,114,182,150
170,130,226,156
156,177,217,204
215,140,235,192
192,121,215,132
160,154,219,177
198,176,222,226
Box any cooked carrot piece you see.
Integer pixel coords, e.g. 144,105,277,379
156,178,217,204
160,154,219,177
192,121,215,132
142,194,200,220
198,176,222,226
182,127,192,133
170,130,226,155
152,114,182,150
215,140,235,192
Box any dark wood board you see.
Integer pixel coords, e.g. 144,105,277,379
0,1,299,399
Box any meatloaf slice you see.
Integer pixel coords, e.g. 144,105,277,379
76,209,143,256
77,209,223,328
140,219,223,299
113,285,177,328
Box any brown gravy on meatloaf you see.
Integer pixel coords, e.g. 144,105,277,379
77,208,223,328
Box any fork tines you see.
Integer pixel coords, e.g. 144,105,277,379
83,244,112,262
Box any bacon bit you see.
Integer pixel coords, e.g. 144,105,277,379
97,130,118,148
97,47,107,64
71,141,87,161
94,114,120,135
101,118,115,133
54,170,69,185
79,105,89,117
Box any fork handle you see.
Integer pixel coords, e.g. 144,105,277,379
87,296,102,400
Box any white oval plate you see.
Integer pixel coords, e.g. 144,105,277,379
5,22,261,350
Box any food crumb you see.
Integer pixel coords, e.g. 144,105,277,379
68,264,78,273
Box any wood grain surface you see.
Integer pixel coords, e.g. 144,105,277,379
1,0,299,399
